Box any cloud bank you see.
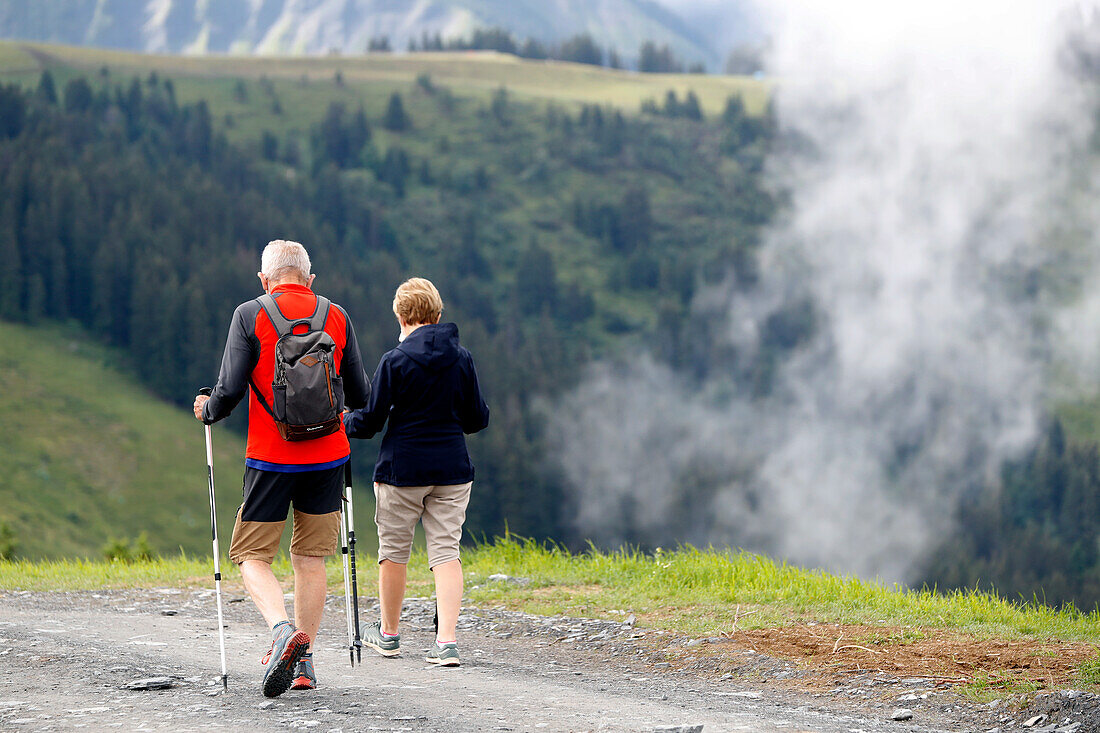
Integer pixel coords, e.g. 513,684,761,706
548,1,1100,582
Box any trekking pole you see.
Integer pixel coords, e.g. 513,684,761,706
345,461,362,663
198,387,229,692
339,484,355,666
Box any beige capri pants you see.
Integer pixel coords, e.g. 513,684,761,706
373,481,472,568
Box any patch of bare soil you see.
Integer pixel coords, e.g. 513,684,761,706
662,623,1100,690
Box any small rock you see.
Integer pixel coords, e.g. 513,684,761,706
488,574,510,582
1033,726,1058,733
653,726,703,733
160,609,179,616
1024,716,1048,728
891,709,913,721
121,676,175,691
258,701,275,709
898,694,920,702
1057,724,1082,733
623,614,636,628
684,638,706,648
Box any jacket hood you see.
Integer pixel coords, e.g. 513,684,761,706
396,323,461,372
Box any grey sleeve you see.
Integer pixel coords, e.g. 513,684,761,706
202,303,258,424
338,306,371,411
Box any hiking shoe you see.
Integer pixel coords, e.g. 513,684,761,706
363,622,401,657
290,653,316,690
261,621,310,698
425,642,460,667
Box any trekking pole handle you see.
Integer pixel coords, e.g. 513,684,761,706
198,388,214,465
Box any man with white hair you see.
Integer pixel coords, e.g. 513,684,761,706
193,240,370,697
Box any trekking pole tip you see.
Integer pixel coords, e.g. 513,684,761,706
222,674,228,691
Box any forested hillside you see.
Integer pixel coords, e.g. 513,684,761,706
0,54,774,551
4,45,1100,612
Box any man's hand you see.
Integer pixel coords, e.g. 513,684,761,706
194,394,210,421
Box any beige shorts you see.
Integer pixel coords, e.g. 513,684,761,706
374,481,472,568
228,507,340,564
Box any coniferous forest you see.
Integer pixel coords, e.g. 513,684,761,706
0,69,773,551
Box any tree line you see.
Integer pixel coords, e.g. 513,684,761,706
396,27,705,73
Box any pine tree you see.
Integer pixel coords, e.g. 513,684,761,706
383,92,411,131
0,84,26,138
35,70,58,105
261,130,278,161
350,105,371,152
619,187,652,253
662,90,680,117
515,241,558,315
25,273,45,323
682,91,703,121
0,216,21,319
556,34,603,66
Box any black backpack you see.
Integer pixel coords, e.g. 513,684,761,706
251,293,344,441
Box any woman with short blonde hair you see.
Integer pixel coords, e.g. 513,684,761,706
344,277,490,666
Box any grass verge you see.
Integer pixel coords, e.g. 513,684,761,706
4,538,1100,638
3,538,1099,693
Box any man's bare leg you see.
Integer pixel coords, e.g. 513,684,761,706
432,559,462,642
379,559,407,635
291,554,327,651
240,559,290,629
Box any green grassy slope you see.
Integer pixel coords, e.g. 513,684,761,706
0,41,768,122
0,319,373,559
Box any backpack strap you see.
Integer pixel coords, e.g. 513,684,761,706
310,296,332,332
249,377,276,419
256,294,295,337
257,293,332,336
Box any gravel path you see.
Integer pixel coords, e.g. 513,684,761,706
0,588,1071,732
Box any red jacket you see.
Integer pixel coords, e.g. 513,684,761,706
203,283,371,470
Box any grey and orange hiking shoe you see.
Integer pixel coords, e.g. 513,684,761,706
261,621,310,698
363,622,400,657
425,642,460,667
290,653,316,690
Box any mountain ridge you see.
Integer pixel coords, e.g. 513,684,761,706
0,0,724,69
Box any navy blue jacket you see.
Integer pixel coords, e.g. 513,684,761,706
344,323,489,486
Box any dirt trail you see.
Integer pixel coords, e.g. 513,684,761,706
0,589,1020,732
